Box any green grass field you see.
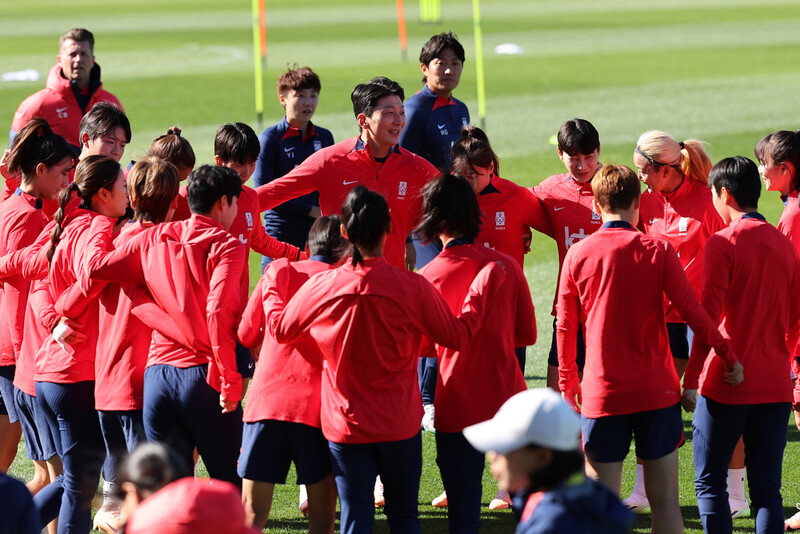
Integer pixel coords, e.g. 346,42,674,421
2,0,800,532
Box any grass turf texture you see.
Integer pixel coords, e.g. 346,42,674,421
1,0,800,531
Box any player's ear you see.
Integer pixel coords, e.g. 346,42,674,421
278,92,287,108
340,223,349,240
356,113,368,130
214,155,223,167
81,132,91,148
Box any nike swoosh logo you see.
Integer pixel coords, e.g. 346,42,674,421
343,180,358,186
553,206,565,211
437,124,446,129
56,107,67,113
284,147,294,152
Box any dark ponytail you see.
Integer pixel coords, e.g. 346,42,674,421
307,215,350,263
47,155,121,263
341,185,390,266
7,118,73,183
450,125,500,177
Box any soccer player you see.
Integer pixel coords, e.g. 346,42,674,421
754,130,800,248
146,126,195,221
237,216,348,532
400,31,470,270
400,32,469,172
10,28,123,152
533,118,602,391
56,157,180,533
271,186,504,534
629,131,732,515
415,173,536,532
252,66,334,270
255,76,440,270
2,101,130,201
464,389,634,534
681,156,800,534
557,163,734,534
36,155,129,534
80,165,247,487
0,118,71,501
212,122,305,387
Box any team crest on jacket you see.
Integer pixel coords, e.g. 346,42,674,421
245,212,253,227
679,217,689,234
495,211,506,228
314,140,322,151
398,181,408,197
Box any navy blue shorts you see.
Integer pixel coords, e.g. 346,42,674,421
0,366,18,422
238,419,331,485
14,388,58,461
667,323,690,360
235,341,255,379
582,403,683,463
548,318,586,370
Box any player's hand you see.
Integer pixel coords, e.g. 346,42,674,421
793,407,800,432
724,361,744,386
522,228,532,254
681,388,697,412
405,241,416,271
54,317,87,345
219,396,238,414
562,384,582,413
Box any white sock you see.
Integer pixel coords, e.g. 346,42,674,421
728,468,747,505
299,484,308,506
102,481,116,506
630,463,647,498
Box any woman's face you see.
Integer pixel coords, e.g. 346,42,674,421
460,163,493,194
95,169,129,217
488,448,548,494
36,156,73,200
758,157,793,195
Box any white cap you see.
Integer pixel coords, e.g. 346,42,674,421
463,388,581,454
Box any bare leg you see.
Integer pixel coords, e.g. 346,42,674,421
27,460,50,494
643,450,683,534
306,474,337,534
585,458,623,497
242,478,275,529
0,416,21,470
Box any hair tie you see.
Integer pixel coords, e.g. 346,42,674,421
679,141,685,149
69,182,79,192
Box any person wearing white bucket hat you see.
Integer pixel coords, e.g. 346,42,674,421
464,388,633,534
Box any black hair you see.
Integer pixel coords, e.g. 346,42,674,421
48,155,121,262
708,156,761,211
79,102,132,146
6,117,73,182
451,125,500,177
341,185,391,266
307,215,350,262
214,122,260,165
112,442,190,502
557,118,600,156
526,447,585,493
186,164,242,214
351,77,404,122
419,32,465,84
754,130,800,192
416,173,480,244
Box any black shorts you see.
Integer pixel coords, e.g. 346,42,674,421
548,318,586,371
667,322,691,360
238,419,331,485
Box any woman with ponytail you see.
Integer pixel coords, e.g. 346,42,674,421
271,185,504,534
753,130,800,531
630,130,733,515
0,117,72,504
147,127,196,221
35,154,128,534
